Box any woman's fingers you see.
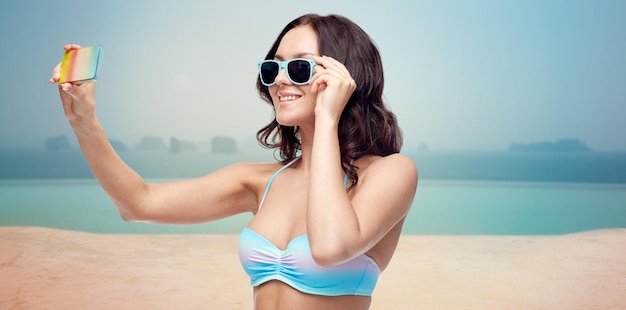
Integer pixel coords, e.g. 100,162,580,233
49,62,62,84
64,43,81,51
310,55,355,93
308,55,356,121
59,83,73,92
313,55,351,77
50,44,82,84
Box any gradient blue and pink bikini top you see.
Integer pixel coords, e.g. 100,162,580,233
238,158,381,296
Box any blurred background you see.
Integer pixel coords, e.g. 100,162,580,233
1,0,625,235
1,0,625,152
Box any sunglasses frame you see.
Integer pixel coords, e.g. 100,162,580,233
258,58,317,86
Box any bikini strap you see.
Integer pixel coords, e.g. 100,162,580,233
343,158,354,188
258,157,301,211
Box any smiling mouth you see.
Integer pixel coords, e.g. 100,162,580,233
279,95,301,102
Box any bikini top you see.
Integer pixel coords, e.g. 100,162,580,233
237,158,381,296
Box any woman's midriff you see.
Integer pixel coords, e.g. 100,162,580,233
253,280,372,310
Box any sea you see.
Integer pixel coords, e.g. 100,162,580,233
1,149,625,235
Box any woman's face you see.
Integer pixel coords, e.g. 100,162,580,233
269,25,319,127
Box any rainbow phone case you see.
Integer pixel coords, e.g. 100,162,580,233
59,45,103,84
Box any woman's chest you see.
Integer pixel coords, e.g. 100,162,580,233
249,175,310,249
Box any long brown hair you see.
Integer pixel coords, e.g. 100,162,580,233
256,14,402,190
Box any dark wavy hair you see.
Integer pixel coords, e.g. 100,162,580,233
256,14,402,190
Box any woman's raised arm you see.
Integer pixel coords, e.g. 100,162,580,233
49,45,258,224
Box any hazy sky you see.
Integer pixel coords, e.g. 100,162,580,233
1,0,624,151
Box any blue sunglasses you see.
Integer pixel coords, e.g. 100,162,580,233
258,58,316,86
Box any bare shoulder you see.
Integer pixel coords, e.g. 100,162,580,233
350,153,417,234
357,153,418,181
194,160,285,214
218,160,284,183
226,160,282,174
351,153,418,205
222,160,291,191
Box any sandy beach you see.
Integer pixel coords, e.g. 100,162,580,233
1,227,625,309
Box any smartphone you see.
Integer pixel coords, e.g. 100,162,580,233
58,45,103,84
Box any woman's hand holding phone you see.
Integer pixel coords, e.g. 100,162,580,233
49,44,99,124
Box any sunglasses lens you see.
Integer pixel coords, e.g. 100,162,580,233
288,60,312,84
259,59,314,86
260,61,279,85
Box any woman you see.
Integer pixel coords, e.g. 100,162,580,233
50,13,417,310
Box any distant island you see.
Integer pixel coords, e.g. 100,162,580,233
39,134,240,154
135,136,168,151
110,139,128,151
169,137,197,154
130,135,238,154
211,136,238,154
44,135,71,151
509,138,591,152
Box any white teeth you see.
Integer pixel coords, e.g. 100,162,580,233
279,95,300,101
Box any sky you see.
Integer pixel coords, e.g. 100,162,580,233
0,0,624,152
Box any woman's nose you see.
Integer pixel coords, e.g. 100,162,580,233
274,68,291,85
